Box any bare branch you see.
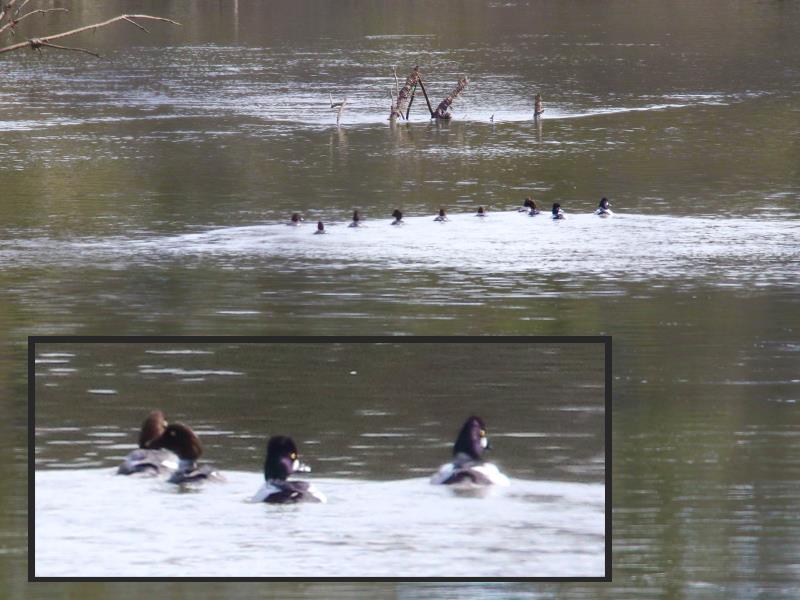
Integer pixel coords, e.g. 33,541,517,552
122,16,149,34
13,0,32,18
0,8,70,36
37,40,102,59
336,98,347,126
0,0,21,26
0,13,181,56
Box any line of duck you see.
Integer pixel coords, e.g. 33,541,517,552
117,411,509,504
290,197,613,233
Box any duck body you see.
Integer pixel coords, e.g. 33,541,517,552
117,448,178,476
595,197,613,217
167,459,224,484
430,416,509,487
253,479,326,504
149,423,224,485
254,435,326,504
431,453,510,486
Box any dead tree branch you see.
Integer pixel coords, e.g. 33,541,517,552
14,0,33,16
0,13,181,56
33,39,102,58
0,8,69,36
389,66,421,120
431,76,469,119
0,0,21,25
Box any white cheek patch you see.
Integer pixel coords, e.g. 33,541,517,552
480,437,488,449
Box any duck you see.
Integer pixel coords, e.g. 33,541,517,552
552,203,566,220
349,210,363,227
314,220,326,234
391,209,404,225
288,212,303,226
150,423,224,485
594,197,613,217
518,197,534,213
430,416,510,486
116,410,178,476
476,206,487,217
527,197,541,216
434,207,449,222
252,436,327,504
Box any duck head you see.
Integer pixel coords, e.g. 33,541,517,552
138,410,168,449
264,435,310,481
453,415,490,460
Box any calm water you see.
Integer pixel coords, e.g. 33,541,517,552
2,0,800,597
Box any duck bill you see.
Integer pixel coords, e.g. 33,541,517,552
293,459,311,473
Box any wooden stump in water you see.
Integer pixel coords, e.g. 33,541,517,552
431,77,469,120
390,66,422,120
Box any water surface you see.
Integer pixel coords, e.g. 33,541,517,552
2,0,800,598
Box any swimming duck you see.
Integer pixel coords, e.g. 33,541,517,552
288,212,303,226
117,410,178,476
430,416,510,486
434,207,449,222
552,203,566,220
150,423,224,485
252,436,327,504
594,197,613,217
518,197,535,213
391,209,404,225
314,220,326,234
349,210,363,227
476,206,487,217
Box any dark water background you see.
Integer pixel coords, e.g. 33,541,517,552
2,0,800,597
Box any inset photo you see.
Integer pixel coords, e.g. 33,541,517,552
31,337,609,580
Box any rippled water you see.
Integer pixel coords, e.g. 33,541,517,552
33,341,606,579
35,469,604,578
3,0,800,598
6,211,798,289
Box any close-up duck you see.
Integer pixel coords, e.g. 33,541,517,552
594,197,613,217
430,416,510,486
252,435,327,504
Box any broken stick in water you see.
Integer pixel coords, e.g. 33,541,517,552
329,93,347,125
390,66,421,120
431,76,469,119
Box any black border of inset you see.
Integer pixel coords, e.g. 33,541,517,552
29,335,612,583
